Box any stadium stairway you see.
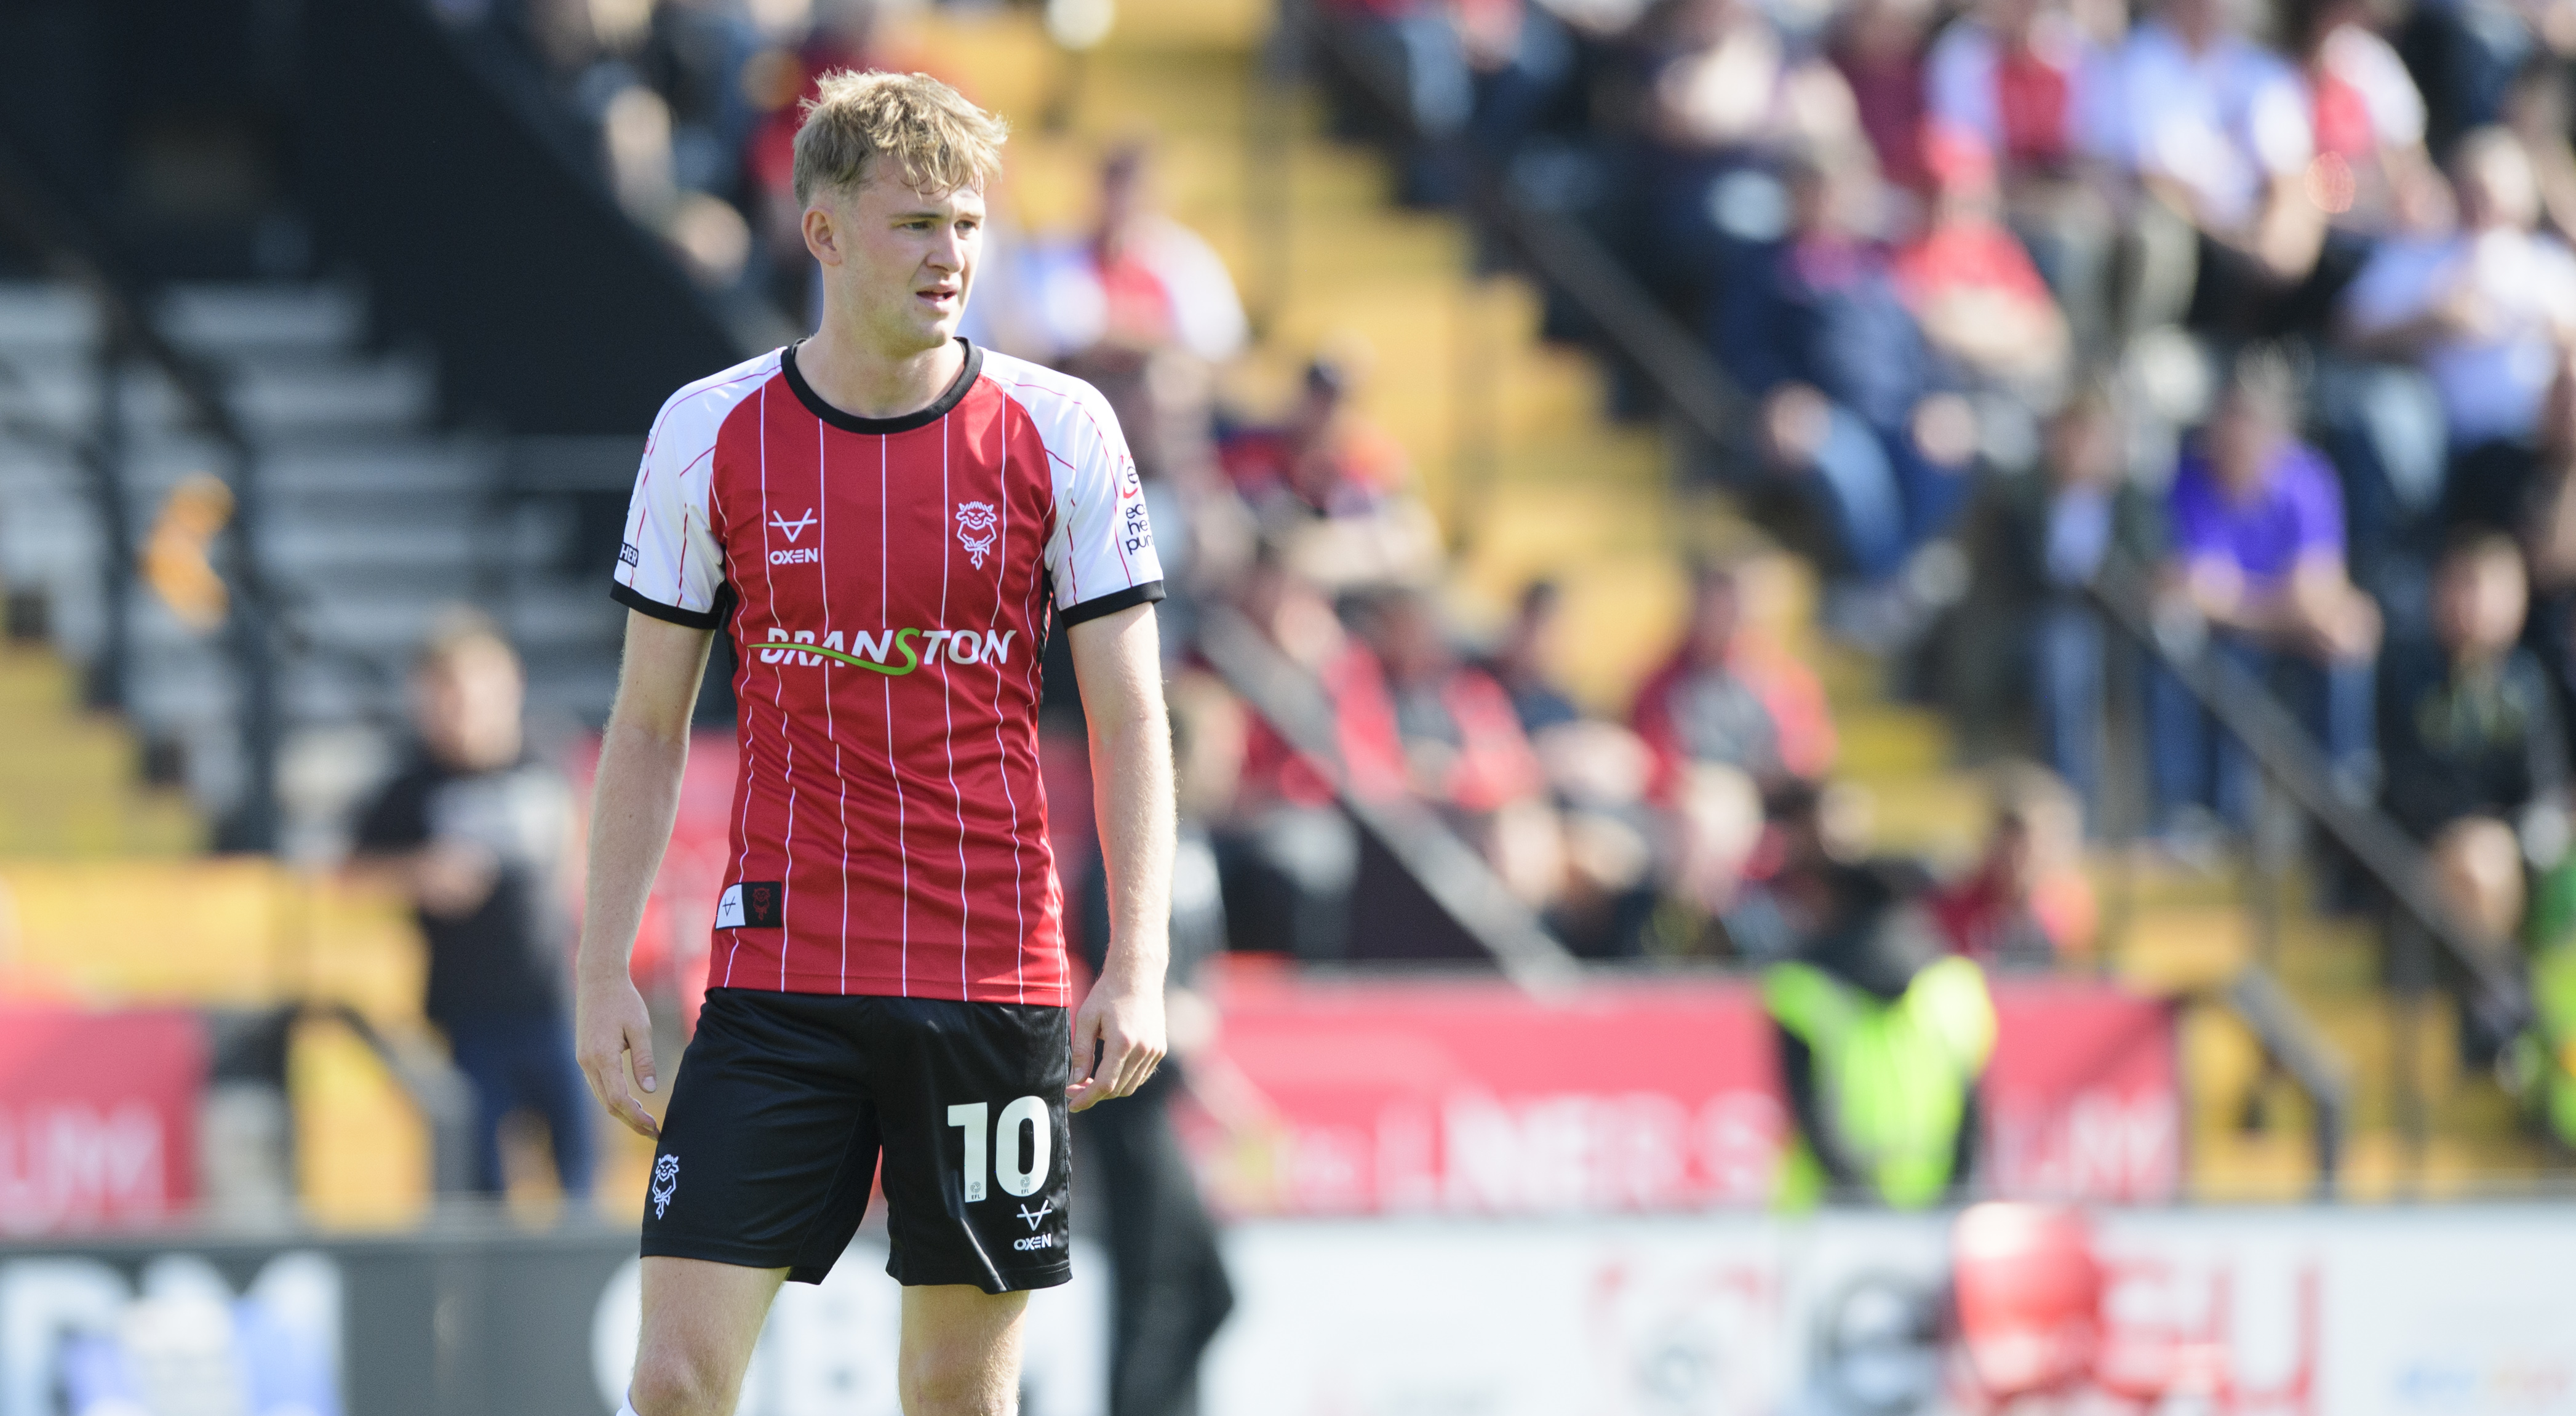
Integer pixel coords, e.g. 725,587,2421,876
0,278,623,1225
902,0,2550,1201
0,279,624,856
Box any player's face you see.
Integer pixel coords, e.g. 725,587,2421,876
809,167,984,355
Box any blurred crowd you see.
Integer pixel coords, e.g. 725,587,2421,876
434,0,2576,1042
418,0,2115,983
1320,0,2576,989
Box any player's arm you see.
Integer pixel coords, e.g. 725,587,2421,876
575,611,716,1138
1065,601,1174,1112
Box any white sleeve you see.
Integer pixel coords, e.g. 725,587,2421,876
1037,380,1166,625
2246,68,2315,177
613,388,730,628
2343,31,2426,150
1147,222,1250,364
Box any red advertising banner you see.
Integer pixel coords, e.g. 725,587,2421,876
0,1009,204,1234
1187,966,2177,1214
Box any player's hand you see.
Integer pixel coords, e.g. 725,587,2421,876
575,974,661,1139
1068,969,1166,1113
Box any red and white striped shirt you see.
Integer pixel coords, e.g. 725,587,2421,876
612,340,1163,1006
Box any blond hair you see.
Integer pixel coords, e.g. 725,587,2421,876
792,70,1008,207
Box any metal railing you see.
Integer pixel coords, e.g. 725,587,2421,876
0,139,286,849
2090,563,2530,1182
1195,604,1581,993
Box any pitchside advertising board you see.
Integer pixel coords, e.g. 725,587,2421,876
1,1210,2567,1416
1182,969,2184,1213
1205,1207,2576,1416
0,1010,202,1235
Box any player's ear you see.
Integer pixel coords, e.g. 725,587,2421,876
802,203,842,266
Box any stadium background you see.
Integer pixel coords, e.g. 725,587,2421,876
1,0,2573,1411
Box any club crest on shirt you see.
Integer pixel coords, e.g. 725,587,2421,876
956,500,999,568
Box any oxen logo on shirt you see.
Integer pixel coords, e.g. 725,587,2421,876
770,508,816,542
955,501,999,569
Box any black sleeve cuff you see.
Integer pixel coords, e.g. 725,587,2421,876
1059,580,1166,627
612,579,729,630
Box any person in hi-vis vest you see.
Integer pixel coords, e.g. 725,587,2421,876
1755,785,1997,1208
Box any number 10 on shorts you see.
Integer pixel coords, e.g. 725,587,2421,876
946,1098,1051,1204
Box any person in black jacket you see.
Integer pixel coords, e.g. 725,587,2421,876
2380,532,2567,950
1952,383,2163,818
349,608,591,1201
1072,676,1237,1416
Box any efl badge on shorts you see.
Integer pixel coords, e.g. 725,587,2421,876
716,881,784,929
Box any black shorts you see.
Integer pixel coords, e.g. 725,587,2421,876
640,987,1072,1292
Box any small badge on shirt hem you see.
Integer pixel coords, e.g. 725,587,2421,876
715,881,784,929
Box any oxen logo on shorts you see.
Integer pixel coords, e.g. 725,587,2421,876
955,501,999,569
651,1154,680,1217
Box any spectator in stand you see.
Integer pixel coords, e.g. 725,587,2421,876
1630,761,1769,959
1320,0,1477,204
2502,60,2576,243
1537,720,1667,956
1221,355,1444,590
1718,148,1980,576
1395,597,1537,761
1025,142,1247,487
1829,0,1939,202
1483,578,1585,734
2346,129,2576,532
1365,588,1559,900
741,0,905,310
1630,557,1836,798
2380,532,2566,916
1216,556,1410,961
1628,0,1864,311
2511,358,2576,686
637,0,762,203
348,609,592,1203
1923,0,2123,348
1894,126,2072,396
1929,762,2099,969
2397,0,2569,156
2095,0,2326,334
1953,381,2161,816
1460,0,1582,164
2291,0,2444,239
2150,350,2382,839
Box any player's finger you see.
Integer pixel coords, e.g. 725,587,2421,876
584,1045,659,1140
1067,1007,1103,1093
1089,1028,1138,1106
1114,1039,1163,1098
628,1021,660,1095
608,1069,660,1139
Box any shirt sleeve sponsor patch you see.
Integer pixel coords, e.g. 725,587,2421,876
619,542,641,567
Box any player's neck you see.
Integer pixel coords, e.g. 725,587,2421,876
796,319,965,422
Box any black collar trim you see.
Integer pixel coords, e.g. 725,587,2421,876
780,338,982,434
